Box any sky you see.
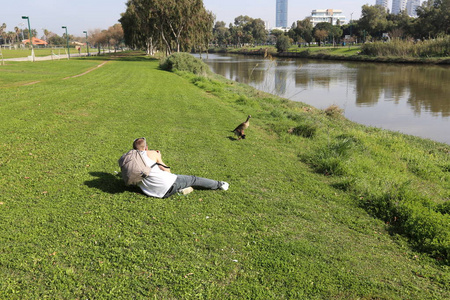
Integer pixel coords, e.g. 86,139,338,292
3,0,372,38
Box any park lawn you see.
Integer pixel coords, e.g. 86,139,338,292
0,47,94,59
0,48,71,59
0,52,449,299
0,59,105,88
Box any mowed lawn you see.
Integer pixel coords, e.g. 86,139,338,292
0,53,449,299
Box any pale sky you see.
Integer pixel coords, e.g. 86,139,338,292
2,0,373,38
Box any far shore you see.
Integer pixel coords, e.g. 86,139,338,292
205,46,450,65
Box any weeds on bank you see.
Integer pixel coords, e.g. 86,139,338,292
361,36,450,58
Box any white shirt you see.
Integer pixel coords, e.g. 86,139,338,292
137,151,177,198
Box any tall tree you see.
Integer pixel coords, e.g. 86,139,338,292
120,0,214,55
314,22,333,45
212,21,230,47
415,0,450,38
359,5,391,39
292,18,313,45
107,24,124,51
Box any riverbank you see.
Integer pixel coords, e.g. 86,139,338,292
0,52,448,299
208,46,450,65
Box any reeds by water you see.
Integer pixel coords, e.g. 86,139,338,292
361,36,450,58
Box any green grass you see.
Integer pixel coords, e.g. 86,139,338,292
0,52,449,299
0,48,79,59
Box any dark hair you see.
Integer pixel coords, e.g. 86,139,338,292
133,138,146,150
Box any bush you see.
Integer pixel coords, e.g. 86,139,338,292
276,35,291,53
159,52,211,76
324,105,344,118
288,123,317,138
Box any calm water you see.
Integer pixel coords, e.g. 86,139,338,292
196,53,450,145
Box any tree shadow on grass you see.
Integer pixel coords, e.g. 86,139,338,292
84,171,141,194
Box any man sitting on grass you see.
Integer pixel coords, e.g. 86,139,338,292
133,138,229,198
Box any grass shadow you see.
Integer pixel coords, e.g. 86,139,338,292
84,171,141,194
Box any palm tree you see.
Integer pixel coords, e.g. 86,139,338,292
14,26,20,43
43,28,50,42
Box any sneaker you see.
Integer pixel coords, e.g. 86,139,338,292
219,182,229,191
179,187,194,195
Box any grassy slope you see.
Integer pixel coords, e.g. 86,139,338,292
0,53,449,299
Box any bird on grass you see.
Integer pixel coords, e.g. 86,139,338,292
232,115,251,140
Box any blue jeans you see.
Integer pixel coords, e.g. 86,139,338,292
163,175,222,198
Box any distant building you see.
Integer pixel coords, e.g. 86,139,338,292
392,0,421,16
375,0,390,11
392,0,407,14
309,9,346,27
406,0,421,17
276,0,288,28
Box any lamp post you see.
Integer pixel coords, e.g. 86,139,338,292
21,16,34,62
62,26,70,59
83,30,89,56
349,12,353,48
350,12,353,39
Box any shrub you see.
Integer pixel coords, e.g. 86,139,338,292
324,105,344,118
159,52,211,76
276,35,291,53
288,124,317,138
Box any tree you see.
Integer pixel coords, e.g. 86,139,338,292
314,22,342,46
271,29,284,38
314,29,328,46
42,29,50,42
48,34,65,46
359,5,391,39
213,21,230,47
294,18,314,46
120,0,214,55
314,22,333,45
383,10,415,39
276,34,290,52
107,24,124,51
415,0,450,38
249,18,268,45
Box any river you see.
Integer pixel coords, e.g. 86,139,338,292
196,53,450,145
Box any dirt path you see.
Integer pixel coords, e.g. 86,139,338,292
63,61,109,79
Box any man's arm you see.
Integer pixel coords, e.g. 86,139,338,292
146,150,171,173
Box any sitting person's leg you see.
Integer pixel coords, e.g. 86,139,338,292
163,175,228,198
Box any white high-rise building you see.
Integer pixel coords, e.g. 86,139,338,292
392,0,407,14
406,0,421,17
376,0,389,11
309,9,346,26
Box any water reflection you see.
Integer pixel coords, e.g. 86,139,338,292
198,54,450,144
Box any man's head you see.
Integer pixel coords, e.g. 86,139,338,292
133,137,147,151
